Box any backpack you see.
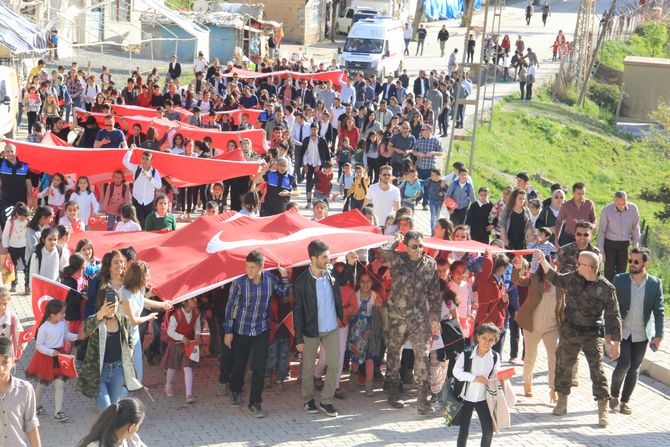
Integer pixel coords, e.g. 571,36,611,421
35,245,63,272
452,345,499,398
134,166,156,181
450,179,471,200
106,182,128,206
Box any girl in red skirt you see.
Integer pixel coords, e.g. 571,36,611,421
26,299,80,422
161,297,200,404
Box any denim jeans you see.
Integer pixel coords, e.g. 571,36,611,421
96,360,127,410
63,104,72,123
132,338,143,382
265,337,290,381
107,214,119,231
610,336,648,403
429,198,443,232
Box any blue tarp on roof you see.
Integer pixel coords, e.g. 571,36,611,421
0,2,48,55
424,0,483,20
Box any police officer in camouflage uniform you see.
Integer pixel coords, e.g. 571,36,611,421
381,230,442,414
535,250,622,427
557,219,600,385
558,220,601,273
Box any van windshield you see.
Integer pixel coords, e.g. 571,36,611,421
344,38,384,54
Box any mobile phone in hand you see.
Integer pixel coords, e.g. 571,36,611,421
649,341,658,352
105,288,117,304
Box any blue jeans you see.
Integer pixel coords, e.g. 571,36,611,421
265,337,290,381
107,214,118,231
132,338,143,382
429,198,443,232
417,168,431,206
96,361,127,410
63,104,72,124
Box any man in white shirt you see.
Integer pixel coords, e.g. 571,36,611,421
123,148,163,229
363,165,401,225
331,98,347,129
193,50,208,75
300,123,329,206
339,77,356,107
525,62,537,101
291,113,311,182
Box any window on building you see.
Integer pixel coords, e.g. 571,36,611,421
111,0,131,22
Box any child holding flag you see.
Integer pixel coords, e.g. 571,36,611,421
25,299,80,422
162,297,201,404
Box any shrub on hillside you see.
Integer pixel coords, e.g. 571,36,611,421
635,22,669,57
588,82,620,115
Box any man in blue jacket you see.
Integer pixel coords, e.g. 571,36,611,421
609,247,664,414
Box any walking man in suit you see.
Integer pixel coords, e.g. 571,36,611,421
609,247,664,414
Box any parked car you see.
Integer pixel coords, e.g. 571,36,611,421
336,7,379,35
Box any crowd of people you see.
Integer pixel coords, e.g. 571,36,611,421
0,43,663,447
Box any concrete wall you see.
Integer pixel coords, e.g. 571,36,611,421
620,56,670,122
260,0,328,44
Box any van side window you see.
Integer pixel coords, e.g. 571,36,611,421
0,80,6,99
383,41,389,56
346,9,354,18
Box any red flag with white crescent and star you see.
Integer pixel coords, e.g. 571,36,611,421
31,275,70,325
67,211,390,305
57,354,78,378
18,327,35,344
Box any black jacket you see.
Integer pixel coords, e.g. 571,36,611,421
299,136,330,167
413,77,430,97
168,62,182,79
296,88,316,108
294,264,354,344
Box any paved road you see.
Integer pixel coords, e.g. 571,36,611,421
10,2,670,445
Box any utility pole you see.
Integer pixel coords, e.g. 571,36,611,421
578,0,618,106
568,0,596,87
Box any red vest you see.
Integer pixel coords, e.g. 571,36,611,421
168,307,200,343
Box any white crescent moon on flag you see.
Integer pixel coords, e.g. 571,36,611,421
206,226,372,254
60,360,70,369
37,295,55,313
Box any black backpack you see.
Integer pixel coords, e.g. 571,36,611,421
36,245,63,272
106,182,129,205
452,345,499,398
134,166,156,181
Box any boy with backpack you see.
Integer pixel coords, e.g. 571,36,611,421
122,147,162,229
444,168,476,225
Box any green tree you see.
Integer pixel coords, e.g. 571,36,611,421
642,22,669,57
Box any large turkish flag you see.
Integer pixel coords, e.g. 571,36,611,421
71,211,390,304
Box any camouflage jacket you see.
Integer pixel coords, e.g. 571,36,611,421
380,240,442,323
546,269,622,341
558,241,601,273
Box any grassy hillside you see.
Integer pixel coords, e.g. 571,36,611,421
451,90,670,307
599,22,670,70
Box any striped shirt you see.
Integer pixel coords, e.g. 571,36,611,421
224,272,291,336
597,202,641,252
